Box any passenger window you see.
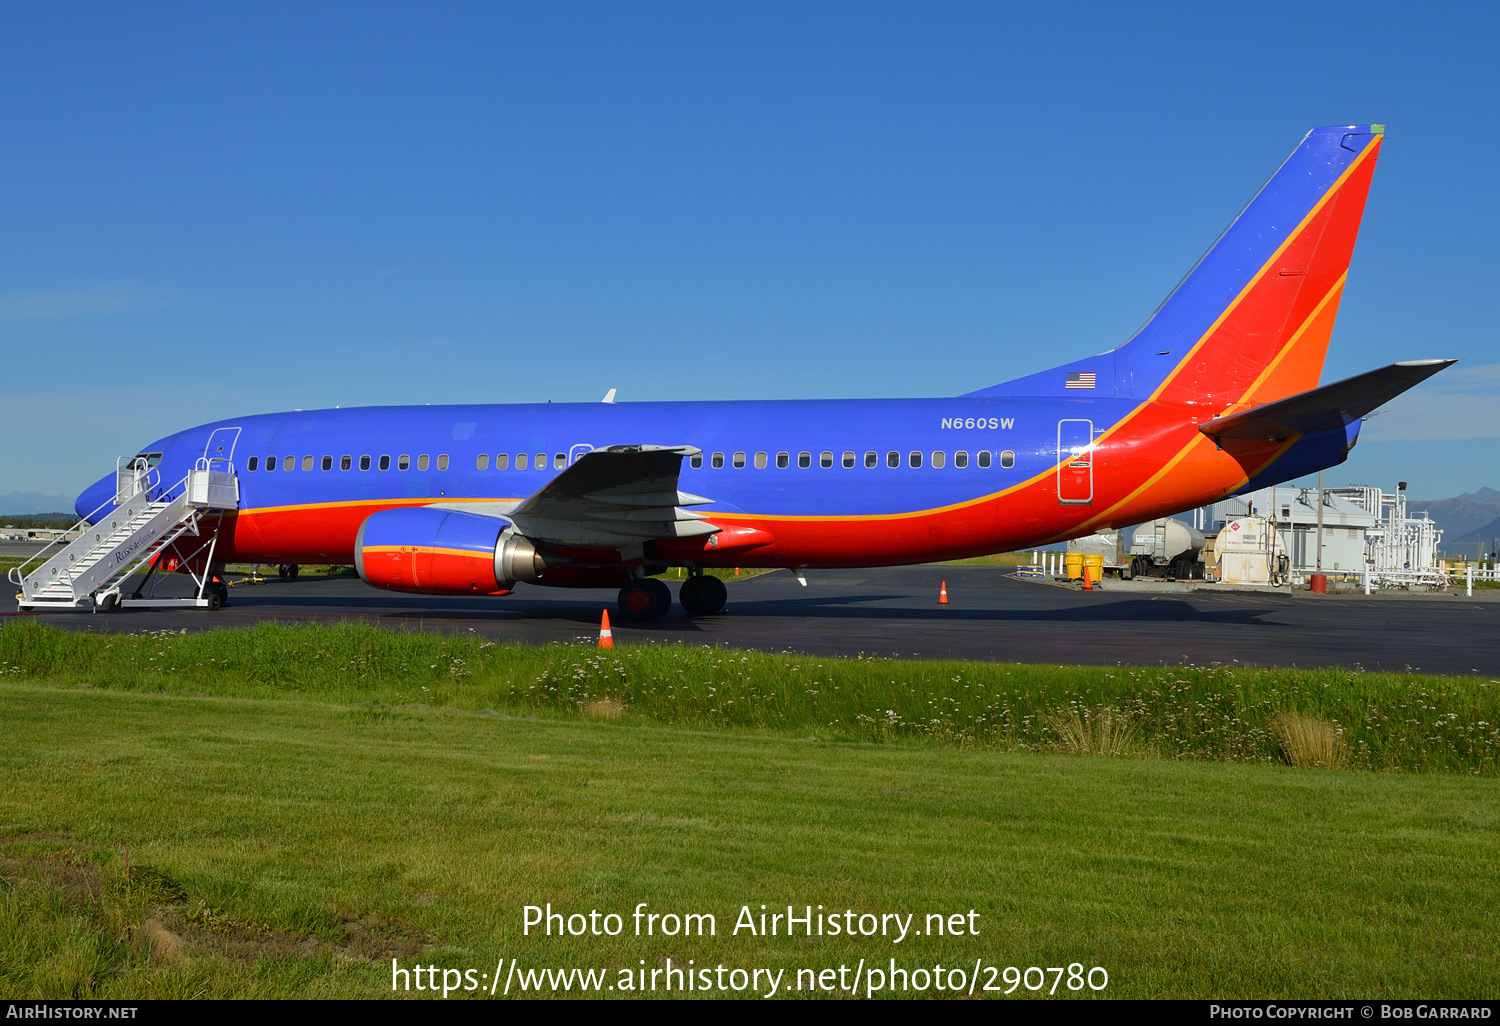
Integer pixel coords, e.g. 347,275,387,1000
776,452,789,468
864,451,877,468
302,455,314,471
516,453,529,470
977,451,991,469
690,454,703,469
379,455,391,471
248,456,259,472
954,451,968,468
553,453,564,469
417,454,429,471
909,451,923,468
360,455,371,471
733,452,746,469
711,453,725,469
321,455,333,471
285,455,295,471
398,455,410,471
476,453,489,470
495,453,509,470
438,454,450,471
842,451,855,468
931,451,946,469
1000,450,1015,468
798,452,811,468
268,455,278,471
535,453,546,469
754,452,768,469
340,455,352,471
820,451,833,468
887,451,900,468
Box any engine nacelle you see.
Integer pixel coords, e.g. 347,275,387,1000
354,507,553,594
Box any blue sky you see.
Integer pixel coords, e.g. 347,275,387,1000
1,2,1495,507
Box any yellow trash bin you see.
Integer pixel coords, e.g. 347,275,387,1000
1064,552,1084,580
1083,553,1105,585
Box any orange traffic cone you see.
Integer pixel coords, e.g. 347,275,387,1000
938,581,949,604
598,609,614,649
1082,567,1093,591
734,567,741,576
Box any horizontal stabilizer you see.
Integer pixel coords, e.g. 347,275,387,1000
1199,360,1455,441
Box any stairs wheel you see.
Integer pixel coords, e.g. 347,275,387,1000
97,593,119,614
206,591,223,611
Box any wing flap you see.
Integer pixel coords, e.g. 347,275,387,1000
509,445,722,547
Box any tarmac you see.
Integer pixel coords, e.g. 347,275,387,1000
4,563,1497,676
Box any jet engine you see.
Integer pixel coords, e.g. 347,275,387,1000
354,507,555,594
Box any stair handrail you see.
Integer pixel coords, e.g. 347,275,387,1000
7,464,194,590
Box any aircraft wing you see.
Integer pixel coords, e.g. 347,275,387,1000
506,445,719,547
1198,360,1455,441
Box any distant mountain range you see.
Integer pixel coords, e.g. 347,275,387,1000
1408,487,1500,553
0,492,77,517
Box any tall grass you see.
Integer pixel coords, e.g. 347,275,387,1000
3,618,1498,774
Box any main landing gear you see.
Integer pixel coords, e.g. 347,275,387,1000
615,572,727,620
618,578,671,620
678,573,727,617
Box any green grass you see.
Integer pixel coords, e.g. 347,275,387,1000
2,681,1497,999
931,551,1033,567
3,620,1497,775
4,619,1498,999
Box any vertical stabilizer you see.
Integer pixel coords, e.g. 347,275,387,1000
968,125,1383,404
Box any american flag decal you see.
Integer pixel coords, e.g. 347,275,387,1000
1065,371,1096,390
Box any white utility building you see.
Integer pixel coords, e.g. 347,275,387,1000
1206,487,1374,573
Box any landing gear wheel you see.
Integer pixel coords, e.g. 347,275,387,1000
644,578,671,617
618,580,660,621
679,574,728,617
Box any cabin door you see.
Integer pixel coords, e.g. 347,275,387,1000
1057,419,1093,505
203,426,242,468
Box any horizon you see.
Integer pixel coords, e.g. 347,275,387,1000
2,3,1496,502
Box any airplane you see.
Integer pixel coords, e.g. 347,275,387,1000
52,123,1450,620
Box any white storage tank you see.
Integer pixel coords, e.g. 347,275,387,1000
1213,516,1289,585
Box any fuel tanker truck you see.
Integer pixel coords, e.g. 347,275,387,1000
1127,518,1207,580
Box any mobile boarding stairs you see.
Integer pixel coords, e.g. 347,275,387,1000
9,456,239,613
